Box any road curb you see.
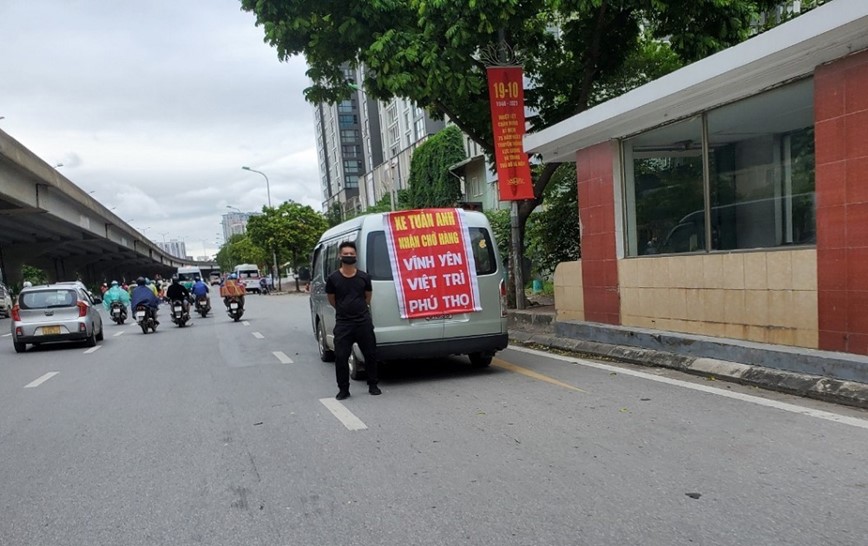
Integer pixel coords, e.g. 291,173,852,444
509,331,868,409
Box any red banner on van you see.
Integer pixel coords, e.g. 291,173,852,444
384,208,482,319
487,66,535,201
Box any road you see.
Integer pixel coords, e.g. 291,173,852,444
1,293,867,546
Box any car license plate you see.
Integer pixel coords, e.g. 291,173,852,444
230,303,239,309
42,326,61,335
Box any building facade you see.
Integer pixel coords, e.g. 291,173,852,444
525,0,868,356
156,239,187,260
221,211,254,242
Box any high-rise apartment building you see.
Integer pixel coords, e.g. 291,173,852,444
221,211,254,242
156,239,187,259
313,64,445,216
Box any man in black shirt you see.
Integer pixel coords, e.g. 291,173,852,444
166,277,192,314
325,241,380,400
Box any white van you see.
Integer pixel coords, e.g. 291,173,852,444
176,266,203,289
233,263,262,294
310,208,508,380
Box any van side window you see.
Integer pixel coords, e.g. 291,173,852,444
325,242,339,276
366,231,393,280
469,228,496,275
311,247,322,280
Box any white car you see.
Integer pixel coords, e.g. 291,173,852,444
0,283,12,318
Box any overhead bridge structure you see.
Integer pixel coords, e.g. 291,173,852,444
0,129,199,287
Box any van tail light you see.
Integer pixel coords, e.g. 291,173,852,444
11,305,21,321
499,279,508,317
77,301,88,317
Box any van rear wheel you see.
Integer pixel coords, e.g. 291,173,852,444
317,321,334,362
469,352,493,368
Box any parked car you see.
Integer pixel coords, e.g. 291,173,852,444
56,280,102,304
0,282,12,318
9,283,104,353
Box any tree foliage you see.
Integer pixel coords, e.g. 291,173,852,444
526,164,580,277
216,234,268,273
406,125,466,208
246,201,330,290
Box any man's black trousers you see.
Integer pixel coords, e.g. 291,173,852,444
333,319,378,389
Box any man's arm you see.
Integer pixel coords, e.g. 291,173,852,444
327,294,336,308
365,291,372,305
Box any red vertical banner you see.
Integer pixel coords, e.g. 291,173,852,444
383,208,482,319
487,66,534,201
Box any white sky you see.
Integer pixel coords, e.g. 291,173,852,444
0,0,319,259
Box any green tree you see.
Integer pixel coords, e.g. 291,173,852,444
241,0,783,304
326,202,343,227
406,125,466,208
246,201,330,291
526,164,580,278
216,234,268,273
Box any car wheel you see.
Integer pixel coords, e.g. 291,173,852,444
316,321,334,362
469,352,493,368
85,330,97,347
348,347,367,381
95,323,104,341
13,340,26,353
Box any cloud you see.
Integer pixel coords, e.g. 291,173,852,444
0,0,320,259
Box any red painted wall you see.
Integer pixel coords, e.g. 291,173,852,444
815,49,868,354
577,142,620,325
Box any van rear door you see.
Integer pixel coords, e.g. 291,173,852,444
364,230,445,343
441,225,507,339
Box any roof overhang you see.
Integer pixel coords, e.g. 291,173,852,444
448,154,485,176
524,0,868,161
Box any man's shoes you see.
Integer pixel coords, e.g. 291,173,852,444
368,385,382,396
336,390,350,401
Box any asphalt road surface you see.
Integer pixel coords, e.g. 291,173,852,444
2,293,867,546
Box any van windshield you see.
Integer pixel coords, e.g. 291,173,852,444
236,270,259,279
366,228,497,280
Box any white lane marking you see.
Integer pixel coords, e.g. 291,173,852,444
84,345,102,354
242,321,250,326
2,333,11,337
24,372,59,388
113,330,125,337
508,345,868,431
252,332,264,339
273,351,293,364
319,398,367,431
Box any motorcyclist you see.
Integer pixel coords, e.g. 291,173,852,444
130,277,161,324
102,280,131,317
220,273,246,310
166,277,192,314
145,278,159,297
259,276,269,295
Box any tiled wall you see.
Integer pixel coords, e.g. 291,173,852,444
815,49,868,354
618,250,818,348
576,142,620,324
553,261,584,322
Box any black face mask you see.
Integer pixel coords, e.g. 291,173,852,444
340,256,357,265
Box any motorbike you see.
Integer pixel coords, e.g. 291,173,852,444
110,301,127,325
226,296,244,322
195,296,210,318
134,304,157,334
171,300,190,327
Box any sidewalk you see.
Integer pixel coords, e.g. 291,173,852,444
508,300,868,410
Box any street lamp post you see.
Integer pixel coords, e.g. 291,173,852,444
241,166,279,291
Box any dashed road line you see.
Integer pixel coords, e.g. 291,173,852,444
113,330,125,337
2,333,11,337
252,332,264,339
507,345,868,431
84,345,102,354
242,321,250,326
24,372,59,388
273,351,293,364
319,398,367,431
